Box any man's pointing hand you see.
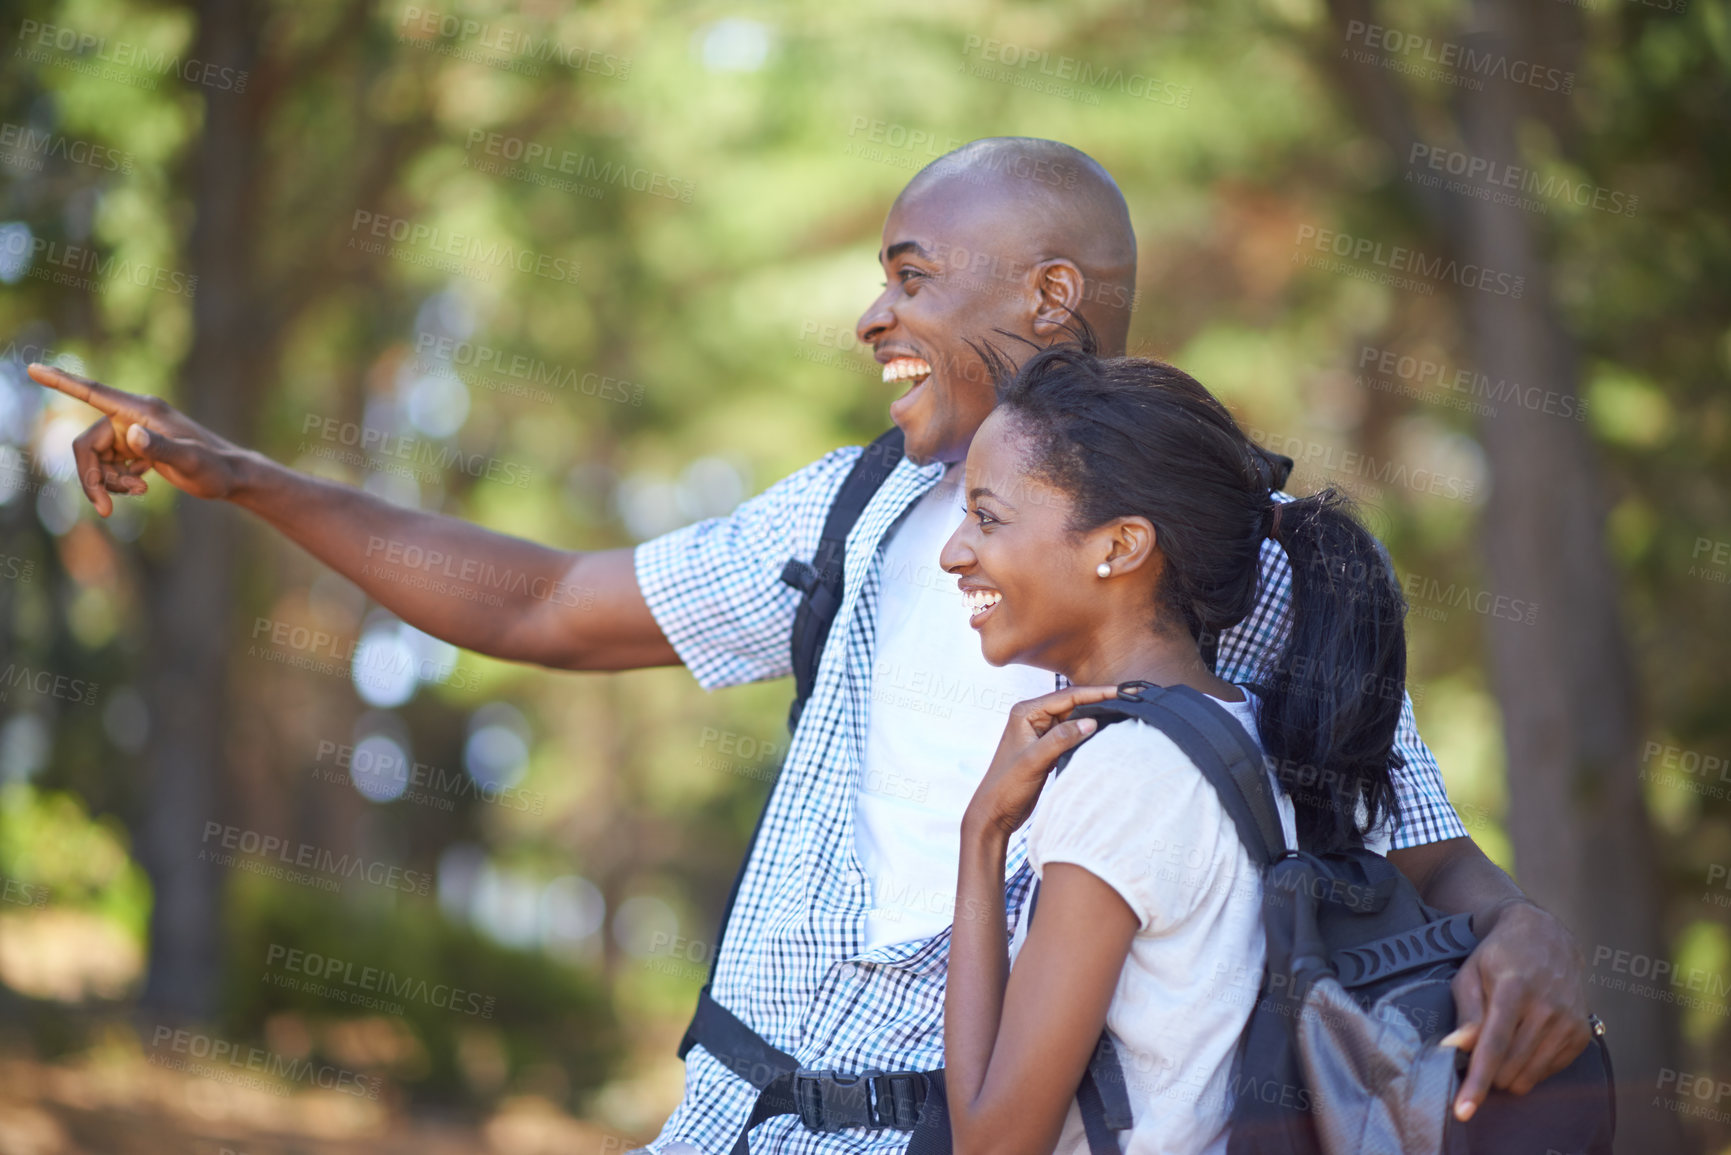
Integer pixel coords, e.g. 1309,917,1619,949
28,363,244,516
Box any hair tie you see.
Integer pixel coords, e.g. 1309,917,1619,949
1265,501,1284,541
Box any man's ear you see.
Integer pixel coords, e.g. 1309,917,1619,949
1031,260,1085,338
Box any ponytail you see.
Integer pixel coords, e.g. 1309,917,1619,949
1257,489,1405,852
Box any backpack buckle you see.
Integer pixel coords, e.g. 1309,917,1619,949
871,1070,929,1129
793,1068,870,1132
792,1068,927,1132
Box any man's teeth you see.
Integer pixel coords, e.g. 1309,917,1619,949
883,358,932,384
963,589,1001,616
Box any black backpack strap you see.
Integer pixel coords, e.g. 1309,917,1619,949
681,985,799,1084
1024,873,1137,1155
679,430,905,1063
782,427,906,733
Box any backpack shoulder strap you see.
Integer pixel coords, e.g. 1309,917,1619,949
1086,683,1289,867
780,427,906,733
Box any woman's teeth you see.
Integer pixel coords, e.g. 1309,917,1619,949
883,357,932,385
963,589,1001,619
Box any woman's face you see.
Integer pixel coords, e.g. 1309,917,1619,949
938,409,1115,674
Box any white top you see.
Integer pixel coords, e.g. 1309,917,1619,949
855,464,1058,949
1008,694,1298,1155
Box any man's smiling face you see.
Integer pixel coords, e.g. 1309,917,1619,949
855,179,1045,467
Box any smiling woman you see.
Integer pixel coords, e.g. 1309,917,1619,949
938,343,1415,1155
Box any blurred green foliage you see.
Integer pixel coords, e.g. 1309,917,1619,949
0,784,149,936
0,0,1725,1137
221,869,622,1112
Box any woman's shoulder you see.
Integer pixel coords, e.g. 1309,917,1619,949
1033,716,1253,934
1040,717,1237,841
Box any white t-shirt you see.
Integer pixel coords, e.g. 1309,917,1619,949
855,464,1057,949
1008,694,1297,1155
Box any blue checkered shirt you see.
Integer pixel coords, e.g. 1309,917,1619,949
633,444,1466,1154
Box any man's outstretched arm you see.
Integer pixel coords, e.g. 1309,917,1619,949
30,363,679,672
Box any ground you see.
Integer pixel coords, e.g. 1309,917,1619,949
0,1050,650,1155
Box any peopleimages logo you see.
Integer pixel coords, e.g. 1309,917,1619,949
349,210,581,285
199,821,432,895
148,1026,381,1099
1294,225,1524,299
314,738,545,814
1356,345,1588,422
1406,143,1637,218
413,333,645,405
265,943,496,1018
0,230,197,298
1246,426,1479,503
959,36,1191,107
0,661,98,706
1340,20,1574,95
299,414,534,488
397,6,631,80
0,122,134,173
17,19,251,92
463,130,692,203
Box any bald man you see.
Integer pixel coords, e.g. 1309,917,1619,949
38,137,1588,1154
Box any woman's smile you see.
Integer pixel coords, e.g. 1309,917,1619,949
961,585,1002,627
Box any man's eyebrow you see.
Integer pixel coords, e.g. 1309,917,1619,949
968,486,1005,503
884,240,935,263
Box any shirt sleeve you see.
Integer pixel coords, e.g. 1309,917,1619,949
1214,533,1467,850
1029,721,1245,935
632,446,860,692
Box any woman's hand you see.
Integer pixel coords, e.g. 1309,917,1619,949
964,684,1121,841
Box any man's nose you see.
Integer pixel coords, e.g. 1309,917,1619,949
856,287,896,347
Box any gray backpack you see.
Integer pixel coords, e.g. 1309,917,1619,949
1055,681,1615,1155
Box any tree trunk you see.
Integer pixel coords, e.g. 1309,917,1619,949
1318,0,1683,1146
1453,6,1681,1149
137,0,267,1023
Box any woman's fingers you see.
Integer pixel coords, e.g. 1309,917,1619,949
1029,716,1098,762
1015,684,1121,733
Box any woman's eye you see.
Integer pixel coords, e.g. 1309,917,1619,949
962,504,997,527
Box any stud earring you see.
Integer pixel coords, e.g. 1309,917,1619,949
1096,563,1111,578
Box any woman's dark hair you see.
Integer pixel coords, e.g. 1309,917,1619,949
980,332,1405,852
